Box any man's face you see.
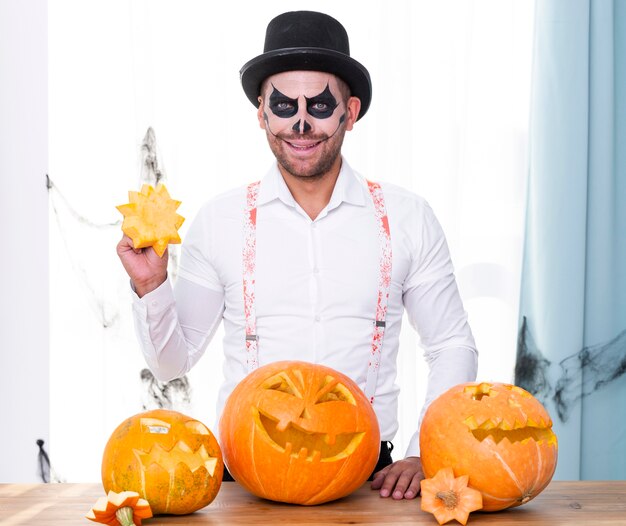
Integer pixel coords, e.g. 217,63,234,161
257,71,360,179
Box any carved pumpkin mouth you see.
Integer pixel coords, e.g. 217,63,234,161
461,383,557,446
133,441,219,476
253,410,364,462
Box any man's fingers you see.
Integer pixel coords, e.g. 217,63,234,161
372,457,424,499
370,467,389,489
377,465,401,497
389,470,414,499
403,474,423,499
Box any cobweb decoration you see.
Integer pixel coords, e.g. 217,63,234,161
141,127,165,186
140,368,191,411
47,128,179,330
515,316,626,422
48,127,189,413
36,439,65,483
47,175,122,329
514,316,552,401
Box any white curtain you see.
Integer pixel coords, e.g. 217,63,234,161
48,0,534,481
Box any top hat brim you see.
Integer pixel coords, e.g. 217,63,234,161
240,48,372,121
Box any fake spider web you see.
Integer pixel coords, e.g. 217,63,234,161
515,316,626,422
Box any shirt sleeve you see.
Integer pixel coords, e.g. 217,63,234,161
131,275,225,382
402,204,478,458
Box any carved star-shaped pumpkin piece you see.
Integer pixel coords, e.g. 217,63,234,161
117,184,184,257
86,490,152,526
420,467,483,525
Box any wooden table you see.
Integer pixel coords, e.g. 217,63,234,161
1,481,625,525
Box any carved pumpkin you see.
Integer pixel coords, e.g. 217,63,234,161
116,183,184,257
101,409,223,515
420,382,558,511
219,361,380,505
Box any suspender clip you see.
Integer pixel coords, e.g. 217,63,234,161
374,320,386,328
245,334,258,341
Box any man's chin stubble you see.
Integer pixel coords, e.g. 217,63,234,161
271,137,343,180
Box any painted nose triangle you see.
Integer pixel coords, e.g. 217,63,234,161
292,119,312,133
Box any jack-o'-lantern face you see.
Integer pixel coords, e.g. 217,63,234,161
420,382,558,512
219,361,380,505
102,409,224,515
254,370,366,462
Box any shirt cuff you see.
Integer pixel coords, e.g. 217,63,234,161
405,430,421,458
131,276,175,316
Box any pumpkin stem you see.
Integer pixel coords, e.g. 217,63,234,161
436,490,459,510
115,506,135,526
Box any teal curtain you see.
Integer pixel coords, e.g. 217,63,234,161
516,0,626,480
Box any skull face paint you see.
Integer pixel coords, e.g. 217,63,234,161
258,71,357,179
266,83,342,135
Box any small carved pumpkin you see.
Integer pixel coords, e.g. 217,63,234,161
420,382,558,511
102,409,223,515
219,361,380,505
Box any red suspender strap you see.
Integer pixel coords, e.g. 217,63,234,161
364,180,392,403
243,181,260,371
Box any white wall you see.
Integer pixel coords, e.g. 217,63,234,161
46,0,534,482
0,0,49,482
0,0,533,482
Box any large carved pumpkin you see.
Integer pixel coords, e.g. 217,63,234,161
420,382,558,511
102,409,223,515
219,361,380,505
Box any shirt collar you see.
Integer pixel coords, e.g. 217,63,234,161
256,157,368,209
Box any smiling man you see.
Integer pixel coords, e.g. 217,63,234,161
117,10,478,501
257,71,360,219
261,76,354,177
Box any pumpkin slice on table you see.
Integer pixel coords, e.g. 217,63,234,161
86,490,152,526
420,467,482,525
117,184,184,257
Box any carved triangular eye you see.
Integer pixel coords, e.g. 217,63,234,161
140,418,170,435
316,377,356,405
262,373,302,398
185,420,210,435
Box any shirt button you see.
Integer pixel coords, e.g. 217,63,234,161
151,301,158,307
311,222,317,229
314,315,321,322
313,267,319,274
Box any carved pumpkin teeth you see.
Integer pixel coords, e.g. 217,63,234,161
470,426,556,445
255,411,362,460
276,419,290,432
133,442,218,475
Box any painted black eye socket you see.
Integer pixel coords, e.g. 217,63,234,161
269,85,298,118
305,84,339,119
269,100,298,118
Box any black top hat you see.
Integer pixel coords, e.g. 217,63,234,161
240,11,372,120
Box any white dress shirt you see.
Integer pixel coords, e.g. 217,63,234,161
132,159,477,457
